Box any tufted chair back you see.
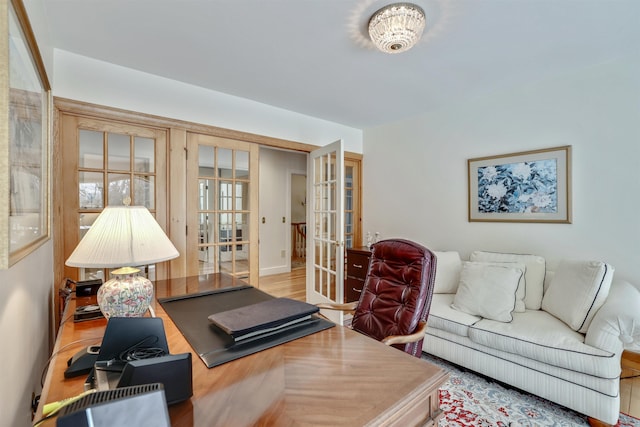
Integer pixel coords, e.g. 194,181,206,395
351,239,437,357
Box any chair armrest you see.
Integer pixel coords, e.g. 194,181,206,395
381,320,428,346
316,302,358,313
585,279,640,354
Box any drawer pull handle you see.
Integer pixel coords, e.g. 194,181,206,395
352,264,363,268
352,288,362,293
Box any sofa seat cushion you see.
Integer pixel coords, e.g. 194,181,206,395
428,293,481,337
424,328,620,396
467,310,615,377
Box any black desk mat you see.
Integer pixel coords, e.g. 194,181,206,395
158,285,335,368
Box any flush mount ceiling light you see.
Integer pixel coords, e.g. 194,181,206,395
368,3,426,54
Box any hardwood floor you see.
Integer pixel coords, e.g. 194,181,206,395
258,266,306,301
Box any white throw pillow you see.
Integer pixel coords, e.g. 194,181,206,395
470,251,546,310
480,261,527,312
542,260,614,333
451,261,523,322
433,251,462,293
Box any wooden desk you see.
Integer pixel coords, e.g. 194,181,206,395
621,350,640,418
37,274,448,426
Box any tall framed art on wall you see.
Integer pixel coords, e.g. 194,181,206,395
468,146,572,224
0,0,51,268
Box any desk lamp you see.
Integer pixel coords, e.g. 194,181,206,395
65,202,179,318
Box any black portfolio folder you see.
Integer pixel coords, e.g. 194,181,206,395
159,285,334,368
208,297,319,342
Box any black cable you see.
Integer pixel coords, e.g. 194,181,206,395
123,347,166,361
32,411,55,426
40,337,103,387
59,311,76,327
117,336,166,363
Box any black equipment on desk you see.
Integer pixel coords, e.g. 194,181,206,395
116,352,193,405
74,279,103,297
73,304,104,322
87,317,193,405
96,317,169,364
56,383,170,427
65,345,100,378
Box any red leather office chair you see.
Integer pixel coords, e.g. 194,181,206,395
320,239,437,357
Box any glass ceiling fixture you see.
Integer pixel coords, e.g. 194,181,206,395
368,3,426,54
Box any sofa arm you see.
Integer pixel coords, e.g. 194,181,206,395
585,279,640,354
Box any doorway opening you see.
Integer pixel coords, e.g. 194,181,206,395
290,173,306,270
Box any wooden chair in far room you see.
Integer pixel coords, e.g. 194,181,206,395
318,239,437,357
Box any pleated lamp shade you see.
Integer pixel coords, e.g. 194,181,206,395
65,205,179,318
66,206,178,268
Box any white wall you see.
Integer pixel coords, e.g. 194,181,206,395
0,242,54,427
363,54,640,286
259,148,307,275
53,50,363,153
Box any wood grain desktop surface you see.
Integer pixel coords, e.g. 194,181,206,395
38,273,448,426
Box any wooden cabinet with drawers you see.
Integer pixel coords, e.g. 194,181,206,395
344,246,372,303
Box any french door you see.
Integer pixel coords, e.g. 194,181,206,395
306,140,344,323
186,133,259,285
60,114,169,282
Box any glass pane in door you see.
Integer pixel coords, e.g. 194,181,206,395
134,175,154,209
108,133,130,170
79,130,103,168
218,148,233,178
235,151,249,179
134,137,155,172
79,172,104,209
199,146,215,177
108,173,130,205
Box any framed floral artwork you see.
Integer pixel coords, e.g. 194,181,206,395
0,0,51,268
468,146,572,223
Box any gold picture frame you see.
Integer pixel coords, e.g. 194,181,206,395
0,0,51,268
468,146,572,223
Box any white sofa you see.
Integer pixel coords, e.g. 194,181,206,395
423,250,640,425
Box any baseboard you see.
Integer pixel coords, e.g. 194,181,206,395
260,265,290,276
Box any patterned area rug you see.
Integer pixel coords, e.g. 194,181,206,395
422,354,640,427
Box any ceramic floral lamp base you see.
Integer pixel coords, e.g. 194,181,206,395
97,266,153,318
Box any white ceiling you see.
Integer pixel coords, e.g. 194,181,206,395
41,0,639,129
